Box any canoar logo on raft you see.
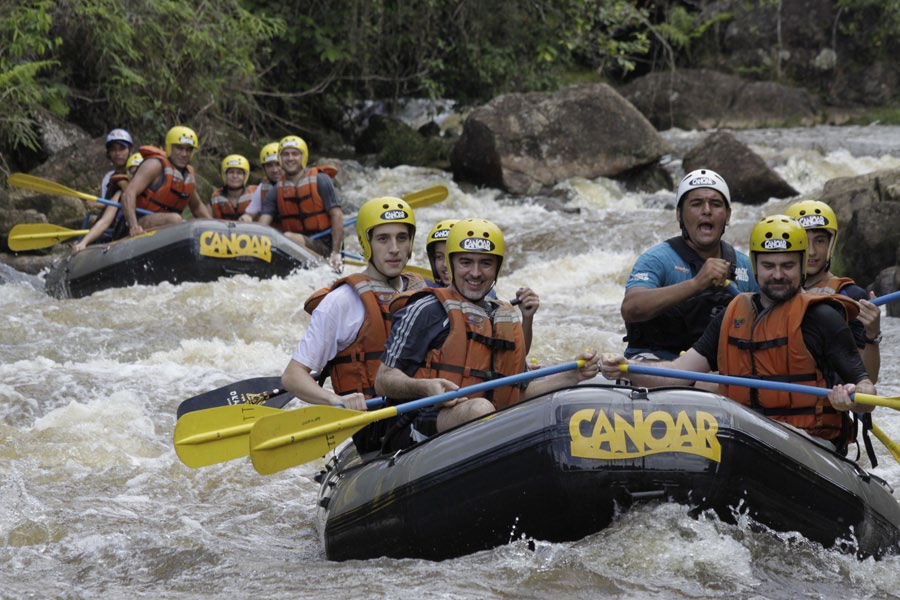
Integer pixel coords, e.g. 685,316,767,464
568,408,721,462
199,230,273,262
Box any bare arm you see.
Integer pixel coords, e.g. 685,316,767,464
122,159,163,235
374,363,458,400
600,348,712,386
858,295,881,383
188,190,212,219
281,359,367,411
73,203,118,252
515,287,539,354
621,258,732,322
521,350,600,400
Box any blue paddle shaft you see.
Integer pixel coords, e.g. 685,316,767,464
97,196,153,215
625,364,842,400
391,361,582,415
872,289,900,307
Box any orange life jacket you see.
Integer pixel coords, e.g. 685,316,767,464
304,272,427,397
210,185,256,220
135,145,196,214
276,166,338,235
805,275,855,295
389,287,527,409
717,292,860,442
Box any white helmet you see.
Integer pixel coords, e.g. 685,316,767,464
676,169,731,209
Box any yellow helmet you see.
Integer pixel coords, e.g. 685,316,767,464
356,197,416,261
164,125,199,156
259,142,280,166
785,199,838,262
749,214,808,280
446,218,506,281
125,152,144,171
426,219,459,282
278,135,309,168
220,154,250,186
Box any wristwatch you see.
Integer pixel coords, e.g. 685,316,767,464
865,332,883,345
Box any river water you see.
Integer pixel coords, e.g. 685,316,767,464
3,125,900,599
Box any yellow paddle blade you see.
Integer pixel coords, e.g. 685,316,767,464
403,185,448,209
249,404,399,475
871,423,900,465
8,224,90,251
854,393,900,411
174,404,284,468
8,173,98,203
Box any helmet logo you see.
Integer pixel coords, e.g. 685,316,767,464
460,238,495,252
283,140,299,148
433,228,450,239
798,214,828,228
177,135,195,146
689,176,717,187
762,239,790,250
380,209,409,221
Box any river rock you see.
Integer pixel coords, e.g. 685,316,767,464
619,69,819,131
682,131,799,205
818,169,900,289
450,83,670,195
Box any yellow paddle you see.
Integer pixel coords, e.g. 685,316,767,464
174,404,285,468
8,224,90,251
871,423,900,464
249,360,584,475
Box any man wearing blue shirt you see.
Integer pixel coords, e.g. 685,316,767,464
621,169,758,360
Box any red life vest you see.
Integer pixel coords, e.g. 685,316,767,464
276,166,338,235
135,145,196,214
210,185,256,220
390,287,527,409
717,292,860,442
304,272,427,397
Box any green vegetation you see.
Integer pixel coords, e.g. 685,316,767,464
1,0,898,176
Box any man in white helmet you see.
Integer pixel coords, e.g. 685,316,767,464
620,168,758,361
100,128,133,198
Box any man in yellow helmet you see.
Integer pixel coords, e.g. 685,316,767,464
375,218,599,451
240,142,283,223
257,135,343,271
280,197,428,453
121,125,212,236
785,199,881,382
601,215,875,453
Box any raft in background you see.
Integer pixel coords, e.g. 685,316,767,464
316,384,900,561
44,220,320,299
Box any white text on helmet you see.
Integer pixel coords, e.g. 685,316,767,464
380,210,409,221
433,229,450,239
177,136,195,146
461,238,495,252
762,239,790,250
689,176,717,187
798,215,828,228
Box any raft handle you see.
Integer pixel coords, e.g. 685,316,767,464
627,489,666,502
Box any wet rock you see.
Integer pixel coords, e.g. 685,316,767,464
451,83,670,195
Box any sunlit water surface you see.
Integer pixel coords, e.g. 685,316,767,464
3,126,900,599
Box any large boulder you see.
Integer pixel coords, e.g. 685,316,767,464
619,69,820,131
817,169,900,288
451,83,670,195
682,131,799,205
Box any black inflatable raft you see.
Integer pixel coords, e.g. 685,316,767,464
316,384,900,561
44,220,320,298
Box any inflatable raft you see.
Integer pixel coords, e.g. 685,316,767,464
44,220,320,298
316,384,900,561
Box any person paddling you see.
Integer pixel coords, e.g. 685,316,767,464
209,154,256,220
73,153,144,252
375,218,599,452
602,214,875,454
120,125,212,236
280,197,428,453
621,169,757,361
256,135,344,272
785,200,881,382
99,128,133,199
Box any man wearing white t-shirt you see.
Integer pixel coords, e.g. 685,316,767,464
280,196,427,453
